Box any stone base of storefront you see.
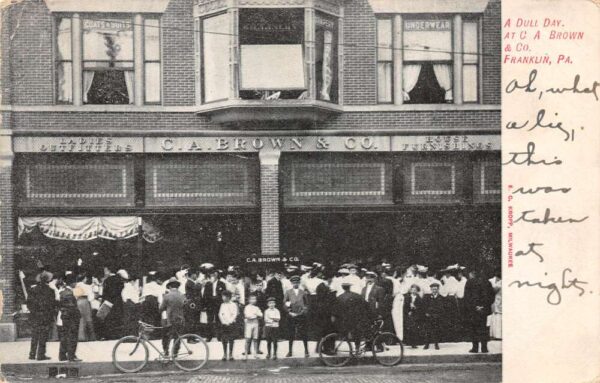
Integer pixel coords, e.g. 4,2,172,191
0,323,17,342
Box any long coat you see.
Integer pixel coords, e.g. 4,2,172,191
27,283,58,325
333,291,370,338
403,293,423,344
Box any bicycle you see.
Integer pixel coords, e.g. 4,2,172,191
112,321,209,373
317,318,404,367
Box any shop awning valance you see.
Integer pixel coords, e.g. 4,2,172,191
368,0,490,14
18,217,140,241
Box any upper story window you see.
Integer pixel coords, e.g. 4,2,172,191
377,15,480,105
56,14,161,105
199,7,339,104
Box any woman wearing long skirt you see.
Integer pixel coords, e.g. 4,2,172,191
489,274,502,339
391,291,404,340
75,276,95,341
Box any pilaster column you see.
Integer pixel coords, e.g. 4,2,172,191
392,15,403,105
304,7,316,99
72,13,82,106
453,14,463,105
0,130,16,341
133,14,144,106
259,150,281,256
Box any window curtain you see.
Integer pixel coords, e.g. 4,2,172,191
433,64,453,102
123,71,135,104
319,30,333,101
402,64,422,101
82,71,95,103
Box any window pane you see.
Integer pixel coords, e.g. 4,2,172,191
145,62,161,103
203,13,230,103
412,164,455,195
144,18,160,61
463,21,479,64
403,19,452,61
57,61,72,102
57,18,72,61
463,64,478,102
377,19,392,62
316,12,338,103
377,62,392,103
83,17,134,61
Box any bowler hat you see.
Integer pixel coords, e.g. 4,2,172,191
166,277,180,289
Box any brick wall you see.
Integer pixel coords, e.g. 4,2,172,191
11,109,500,132
161,0,195,106
342,0,377,105
260,154,280,256
1,0,501,109
482,0,502,104
6,0,54,105
0,156,15,322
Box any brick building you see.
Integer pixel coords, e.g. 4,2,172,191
0,0,501,340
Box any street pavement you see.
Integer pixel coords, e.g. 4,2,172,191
1,363,501,383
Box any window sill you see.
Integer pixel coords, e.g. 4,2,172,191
343,104,500,112
196,99,343,124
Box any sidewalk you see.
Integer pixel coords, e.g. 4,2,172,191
0,339,501,378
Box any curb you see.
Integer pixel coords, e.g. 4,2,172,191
1,354,501,378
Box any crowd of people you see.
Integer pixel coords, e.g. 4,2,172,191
25,260,502,362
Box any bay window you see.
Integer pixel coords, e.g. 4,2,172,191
376,15,480,105
238,8,306,100
56,17,72,103
202,13,230,103
55,14,162,105
198,6,340,105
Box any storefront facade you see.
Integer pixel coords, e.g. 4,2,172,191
0,0,501,340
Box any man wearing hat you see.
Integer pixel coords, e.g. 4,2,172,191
284,275,309,357
160,277,186,357
361,271,385,319
27,271,57,360
333,282,370,348
422,282,446,350
58,273,82,362
100,264,125,340
202,269,227,341
330,267,350,296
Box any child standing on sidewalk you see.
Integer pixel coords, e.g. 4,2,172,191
263,297,281,360
243,293,263,360
218,290,238,361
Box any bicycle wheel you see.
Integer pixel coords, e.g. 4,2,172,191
112,336,149,373
172,334,209,372
372,332,404,366
318,333,353,367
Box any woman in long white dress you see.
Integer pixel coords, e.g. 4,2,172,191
391,269,405,340
489,275,502,339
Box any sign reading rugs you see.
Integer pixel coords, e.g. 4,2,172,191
14,135,500,153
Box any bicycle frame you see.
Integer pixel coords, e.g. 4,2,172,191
131,322,195,360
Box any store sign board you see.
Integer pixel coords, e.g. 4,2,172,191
13,136,143,153
12,135,500,153
145,136,391,153
246,256,300,263
392,135,501,152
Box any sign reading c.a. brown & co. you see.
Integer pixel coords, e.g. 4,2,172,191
13,135,500,153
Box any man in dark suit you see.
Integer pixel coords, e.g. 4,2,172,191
202,269,226,341
27,271,57,360
100,265,125,340
422,282,445,350
333,282,370,346
361,271,386,319
58,273,82,362
160,277,186,356
403,284,423,348
284,275,309,357
463,269,495,353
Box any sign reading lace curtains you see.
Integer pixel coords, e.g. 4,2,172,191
402,64,422,101
432,64,453,102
